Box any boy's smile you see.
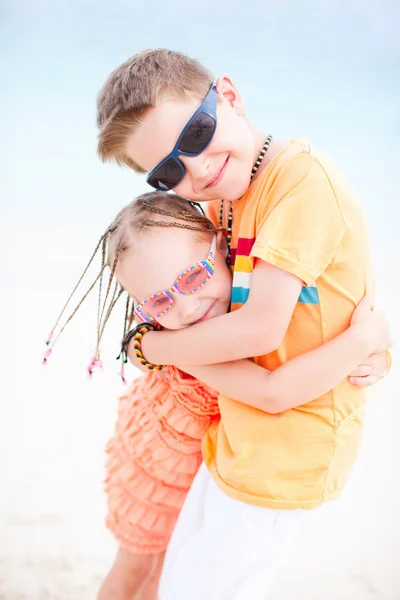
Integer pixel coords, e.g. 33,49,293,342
204,156,230,189
124,76,265,203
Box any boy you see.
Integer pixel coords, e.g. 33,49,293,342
96,49,390,599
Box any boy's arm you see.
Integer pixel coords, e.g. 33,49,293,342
181,307,389,413
138,261,302,366
136,153,345,368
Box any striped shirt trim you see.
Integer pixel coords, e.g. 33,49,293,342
232,271,252,288
230,236,256,265
236,237,255,255
298,285,320,304
231,287,250,305
231,277,319,306
231,284,320,307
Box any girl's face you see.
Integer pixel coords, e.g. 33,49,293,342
116,227,232,330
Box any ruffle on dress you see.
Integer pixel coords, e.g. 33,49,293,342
105,367,219,554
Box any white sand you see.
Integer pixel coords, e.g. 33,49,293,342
2,244,399,599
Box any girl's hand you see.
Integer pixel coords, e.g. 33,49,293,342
350,295,392,355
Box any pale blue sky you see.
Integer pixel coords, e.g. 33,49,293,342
1,6,399,591
2,0,399,278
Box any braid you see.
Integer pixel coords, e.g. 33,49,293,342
97,235,107,335
52,271,107,347
123,294,131,338
126,296,136,330
99,281,124,342
141,201,212,228
44,190,217,382
118,294,134,384
97,251,120,340
89,249,126,378
139,219,216,233
46,231,108,342
43,228,113,369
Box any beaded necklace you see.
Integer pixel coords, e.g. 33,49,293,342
219,134,273,265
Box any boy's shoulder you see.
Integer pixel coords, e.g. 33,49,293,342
245,138,353,217
258,138,327,189
239,139,316,213
205,140,315,226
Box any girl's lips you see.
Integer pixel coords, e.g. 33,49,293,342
195,302,216,323
205,157,229,189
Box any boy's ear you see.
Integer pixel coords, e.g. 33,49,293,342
217,229,229,260
215,75,245,116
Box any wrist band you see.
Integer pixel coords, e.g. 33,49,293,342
117,322,165,371
380,349,392,380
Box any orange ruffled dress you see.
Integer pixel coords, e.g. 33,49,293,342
105,367,220,554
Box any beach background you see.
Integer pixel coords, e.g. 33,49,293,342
2,0,400,598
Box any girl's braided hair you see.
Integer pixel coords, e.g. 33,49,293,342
43,191,217,381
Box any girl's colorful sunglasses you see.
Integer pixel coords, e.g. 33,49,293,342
146,85,217,191
135,235,217,322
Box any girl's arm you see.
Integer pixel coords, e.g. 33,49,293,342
181,303,390,414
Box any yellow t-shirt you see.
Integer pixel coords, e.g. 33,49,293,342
203,139,374,509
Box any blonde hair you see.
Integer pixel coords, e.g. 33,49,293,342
96,49,214,173
45,192,216,376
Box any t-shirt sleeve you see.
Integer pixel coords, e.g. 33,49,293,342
251,153,345,286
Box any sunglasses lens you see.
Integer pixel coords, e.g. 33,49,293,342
147,158,184,191
176,265,210,294
178,112,216,154
141,292,173,319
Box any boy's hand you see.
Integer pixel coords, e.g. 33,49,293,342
349,351,390,387
349,295,393,386
350,295,392,355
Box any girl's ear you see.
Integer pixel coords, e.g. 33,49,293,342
217,229,229,260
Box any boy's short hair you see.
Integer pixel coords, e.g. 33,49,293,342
97,49,214,173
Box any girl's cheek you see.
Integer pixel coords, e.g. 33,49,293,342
157,314,181,331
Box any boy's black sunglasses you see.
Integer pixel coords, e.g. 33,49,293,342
146,85,217,191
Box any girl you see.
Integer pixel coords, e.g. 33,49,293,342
46,192,390,600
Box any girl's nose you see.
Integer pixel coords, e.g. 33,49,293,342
176,293,202,323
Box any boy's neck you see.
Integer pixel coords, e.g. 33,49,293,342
250,128,288,184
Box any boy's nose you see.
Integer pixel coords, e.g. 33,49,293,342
180,154,211,187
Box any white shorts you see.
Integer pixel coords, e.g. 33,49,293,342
159,462,312,600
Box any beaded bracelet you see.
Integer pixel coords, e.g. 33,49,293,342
380,350,392,380
117,322,166,371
